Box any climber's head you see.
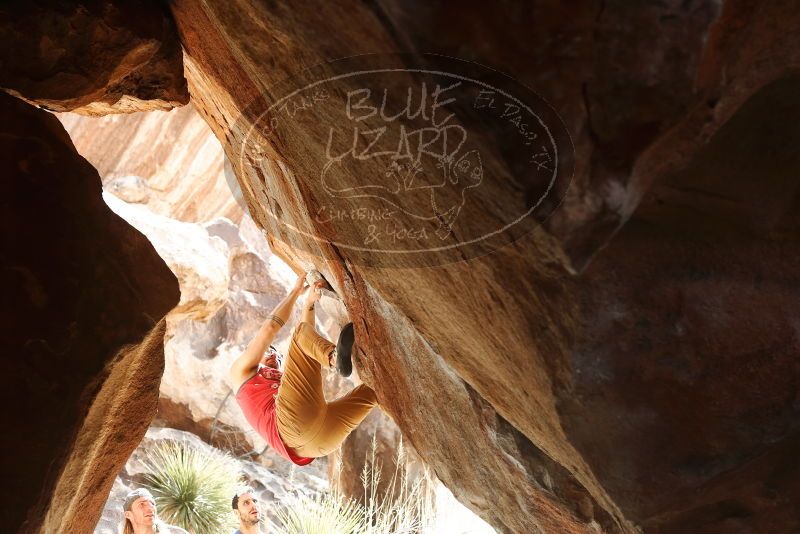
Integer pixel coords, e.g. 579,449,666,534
232,486,262,527
260,345,281,369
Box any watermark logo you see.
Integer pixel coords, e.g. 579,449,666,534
228,54,573,267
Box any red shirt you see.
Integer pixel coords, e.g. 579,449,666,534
235,366,314,466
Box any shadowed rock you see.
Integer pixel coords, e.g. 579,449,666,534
0,91,179,532
0,0,188,114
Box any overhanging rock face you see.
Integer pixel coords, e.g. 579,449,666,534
0,0,188,114
168,1,800,532
0,91,180,532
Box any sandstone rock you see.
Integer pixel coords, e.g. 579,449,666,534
374,0,723,271
57,103,242,223
104,194,231,305
0,91,179,532
168,1,800,532
45,320,170,534
106,174,151,203
0,0,188,114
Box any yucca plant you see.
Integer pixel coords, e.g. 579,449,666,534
142,440,241,534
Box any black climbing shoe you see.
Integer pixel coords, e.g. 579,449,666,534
335,322,355,377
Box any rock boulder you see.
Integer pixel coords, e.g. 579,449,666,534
0,0,188,114
167,1,800,532
0,91,179,532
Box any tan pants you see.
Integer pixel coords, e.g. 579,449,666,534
276,321,377,457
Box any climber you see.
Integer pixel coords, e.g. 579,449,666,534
231,487,265,534
228,273,378,465
121,488,188,534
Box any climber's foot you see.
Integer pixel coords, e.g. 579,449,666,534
334,322,355,377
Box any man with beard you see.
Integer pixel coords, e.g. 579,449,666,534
232,487,265,534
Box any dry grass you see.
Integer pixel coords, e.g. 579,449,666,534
273,437,435,534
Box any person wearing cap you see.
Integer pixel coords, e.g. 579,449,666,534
231,487,265,534
228,273,379,465
121,488,188,534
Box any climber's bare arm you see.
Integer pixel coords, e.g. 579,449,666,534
228,275,307,390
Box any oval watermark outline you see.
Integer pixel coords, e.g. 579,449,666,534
238,54,572,255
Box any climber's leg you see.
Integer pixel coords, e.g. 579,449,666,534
276,321,335,450
291,383,378,457
291,320,335,368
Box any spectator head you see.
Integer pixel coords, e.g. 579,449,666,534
232,486,262,527
122,488,157,534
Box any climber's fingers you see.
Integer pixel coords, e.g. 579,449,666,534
292,274,309,293
306,280,326,304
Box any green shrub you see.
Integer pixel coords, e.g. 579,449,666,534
142,440,241,534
